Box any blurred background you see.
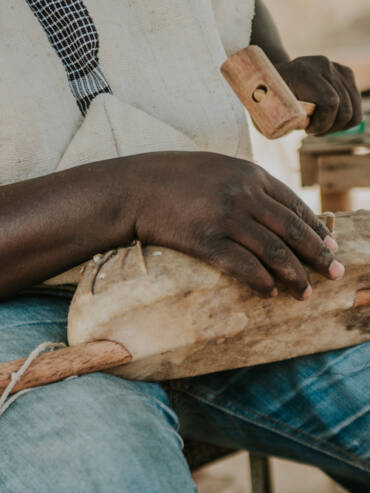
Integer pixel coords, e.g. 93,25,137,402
195,1,370,491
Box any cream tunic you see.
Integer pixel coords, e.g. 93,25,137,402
0,0,255,284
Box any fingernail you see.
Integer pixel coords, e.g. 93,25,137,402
329,260,345,280
301,284,312,300
270,288,278,297
324,235,338,252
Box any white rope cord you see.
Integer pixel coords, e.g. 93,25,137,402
0,341,66,417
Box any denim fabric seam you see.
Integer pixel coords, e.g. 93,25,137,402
163,425,185,449
0,321,67,329
178,389,370,473
175,345,365,401
145,392,181,431
63,374,174,418
93,376,181,430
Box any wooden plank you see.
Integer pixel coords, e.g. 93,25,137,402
300,139,365,156
299,110,370,155
68,211,370,381
318,153,370,192
320,189,351,212
355,289,370,308
299,152,318,186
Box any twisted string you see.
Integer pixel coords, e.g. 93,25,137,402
0,341,66,417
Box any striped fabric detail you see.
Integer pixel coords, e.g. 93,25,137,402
26,0,112,114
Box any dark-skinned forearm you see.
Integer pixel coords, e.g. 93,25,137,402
0,157,138,298
250,0,290,65
0,150,343,302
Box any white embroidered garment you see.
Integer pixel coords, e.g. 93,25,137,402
0,0,255,285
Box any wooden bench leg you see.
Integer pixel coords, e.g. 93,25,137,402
249,453,273,493
320,189,351,212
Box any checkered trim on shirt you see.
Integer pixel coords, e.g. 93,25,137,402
27,0,112,114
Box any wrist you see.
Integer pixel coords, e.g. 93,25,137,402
269,52,291,67
96,156,141,249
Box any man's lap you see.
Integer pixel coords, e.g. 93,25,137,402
0,295,194,492
170,342,370,490
0,294,369,492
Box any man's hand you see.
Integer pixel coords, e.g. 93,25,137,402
275,57,363,136
133,151,343,300
250,1,363,136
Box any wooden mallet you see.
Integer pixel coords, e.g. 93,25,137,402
221,45,316,138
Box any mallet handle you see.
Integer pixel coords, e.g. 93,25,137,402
0,340,132,395
301,101,316,116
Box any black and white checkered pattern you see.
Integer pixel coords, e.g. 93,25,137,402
27,0,112,114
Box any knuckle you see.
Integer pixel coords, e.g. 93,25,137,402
218,252,272,293
218,181,243,221
242,169,267,199
243,163,266,185
295,57,313,73
265,243,290,266
194,223,223,251
239,259,259,281
317,245,334,267
219,191,235,222
341,64,355,80
312,220,327,239
285,216,303,243
203,244,227,268
326,93,340,110
311,104,338,133
253,163,267,178
315,55,331,69
291,197,306,219
216,254,260,287
340,107,353,122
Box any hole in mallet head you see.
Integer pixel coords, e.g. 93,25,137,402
252,84,268,103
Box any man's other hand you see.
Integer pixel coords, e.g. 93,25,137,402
276,56,363,136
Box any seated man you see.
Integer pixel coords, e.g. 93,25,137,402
0,1,368,491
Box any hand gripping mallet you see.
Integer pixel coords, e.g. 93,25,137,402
220,45,316,138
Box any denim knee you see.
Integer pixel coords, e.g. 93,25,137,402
0,373,195,493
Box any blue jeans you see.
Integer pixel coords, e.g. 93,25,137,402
0,294,369,492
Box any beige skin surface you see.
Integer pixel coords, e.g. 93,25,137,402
0,2,360,301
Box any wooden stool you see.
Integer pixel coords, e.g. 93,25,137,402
299,98,370,212
184,440,272,493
